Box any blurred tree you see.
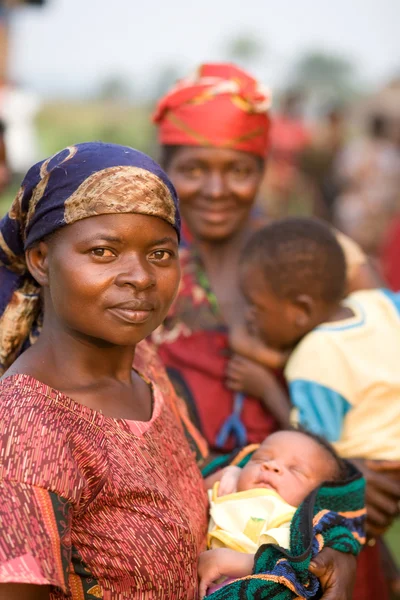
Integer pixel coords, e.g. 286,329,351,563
290,51,360,102
96,75,132,102
224,33,266,69
151,64,182,102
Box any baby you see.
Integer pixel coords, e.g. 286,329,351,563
199,429,346,597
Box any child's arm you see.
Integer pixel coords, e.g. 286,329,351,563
198,549,254,598
229,325,289,370
226,355,291,427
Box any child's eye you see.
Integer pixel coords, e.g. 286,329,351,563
149,250,173,262
290,465,305,476
91,248,116,258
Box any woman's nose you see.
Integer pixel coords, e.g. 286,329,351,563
262,459,282,474
203,171,226,199
114,256,156,291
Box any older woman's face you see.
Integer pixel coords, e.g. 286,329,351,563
165,147,265,242
39,213,180,346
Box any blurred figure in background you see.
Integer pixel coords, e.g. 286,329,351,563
334,113,400,257
0,81,41,178
257,90,325,220
0,117,10,195
299,105,348,222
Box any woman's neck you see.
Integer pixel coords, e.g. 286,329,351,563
193,224,253,328
14,318,136,389
195,224,252,272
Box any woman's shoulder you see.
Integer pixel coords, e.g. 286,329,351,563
0,374,106,506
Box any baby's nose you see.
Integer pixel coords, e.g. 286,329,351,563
262,459,282,474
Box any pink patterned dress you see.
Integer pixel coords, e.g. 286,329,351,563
0,342,208,599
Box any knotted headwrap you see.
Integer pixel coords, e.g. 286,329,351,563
0,142,180,374
153,63,272,158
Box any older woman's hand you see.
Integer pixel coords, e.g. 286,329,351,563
309,548,357,600
351,459,400,538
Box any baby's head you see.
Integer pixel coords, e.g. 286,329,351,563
239,217,346,351
237,429,346,506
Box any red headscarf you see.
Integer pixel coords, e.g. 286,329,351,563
153,63,272,158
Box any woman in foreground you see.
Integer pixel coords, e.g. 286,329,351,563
0,141,356,599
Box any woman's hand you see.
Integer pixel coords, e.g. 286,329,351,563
351,459,400,538
309,548,357,600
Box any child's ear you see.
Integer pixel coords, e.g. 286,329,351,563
25,241,50,287
293,294,315,328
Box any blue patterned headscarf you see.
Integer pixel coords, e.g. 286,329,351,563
0,142,181,374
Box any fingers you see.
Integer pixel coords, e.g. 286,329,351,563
309,549,356,600
218,466,241,496
225,377,243,392
365,470,400,498
366,460,400,475
366,488,400,519
198,578,209,599
365,503,397,536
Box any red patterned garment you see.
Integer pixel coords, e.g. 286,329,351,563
152,248,277,452
0,341,209,599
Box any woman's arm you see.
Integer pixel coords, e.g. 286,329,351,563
0,584,49,600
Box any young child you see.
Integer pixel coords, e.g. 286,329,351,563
199,429,351,597
237,217,400,462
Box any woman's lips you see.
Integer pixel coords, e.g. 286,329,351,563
201,211,232,224
193,205,238,225
108,307,153,325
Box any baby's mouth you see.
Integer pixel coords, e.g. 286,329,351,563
255,479,276,491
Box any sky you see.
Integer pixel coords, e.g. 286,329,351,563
8,0,400,99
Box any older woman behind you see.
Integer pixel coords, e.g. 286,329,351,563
152,63,397,600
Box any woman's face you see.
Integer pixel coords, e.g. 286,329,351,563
165,146,265,242
33,213,180,347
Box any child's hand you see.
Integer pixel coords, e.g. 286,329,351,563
226,354,292,427
217,466,241,496
226,354,275,399
198,549,254,598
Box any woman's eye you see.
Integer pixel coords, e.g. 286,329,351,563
91,248,115,258
149,250,172,261
180,166,203,179
230,165,251,179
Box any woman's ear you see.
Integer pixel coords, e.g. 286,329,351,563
293,294,315,328
25,241,50,286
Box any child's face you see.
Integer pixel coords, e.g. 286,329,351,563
240,266,306,351
236,431,336,506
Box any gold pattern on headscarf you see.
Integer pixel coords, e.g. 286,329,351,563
0,231,27,274
64,166,176,227
25,145,79,237
0,279,41,375
8,185,26,222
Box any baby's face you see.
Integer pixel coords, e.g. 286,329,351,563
237,431,336,506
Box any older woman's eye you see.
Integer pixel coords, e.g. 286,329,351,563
91,248,115,258
230,165,252,179
179,165,203,179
